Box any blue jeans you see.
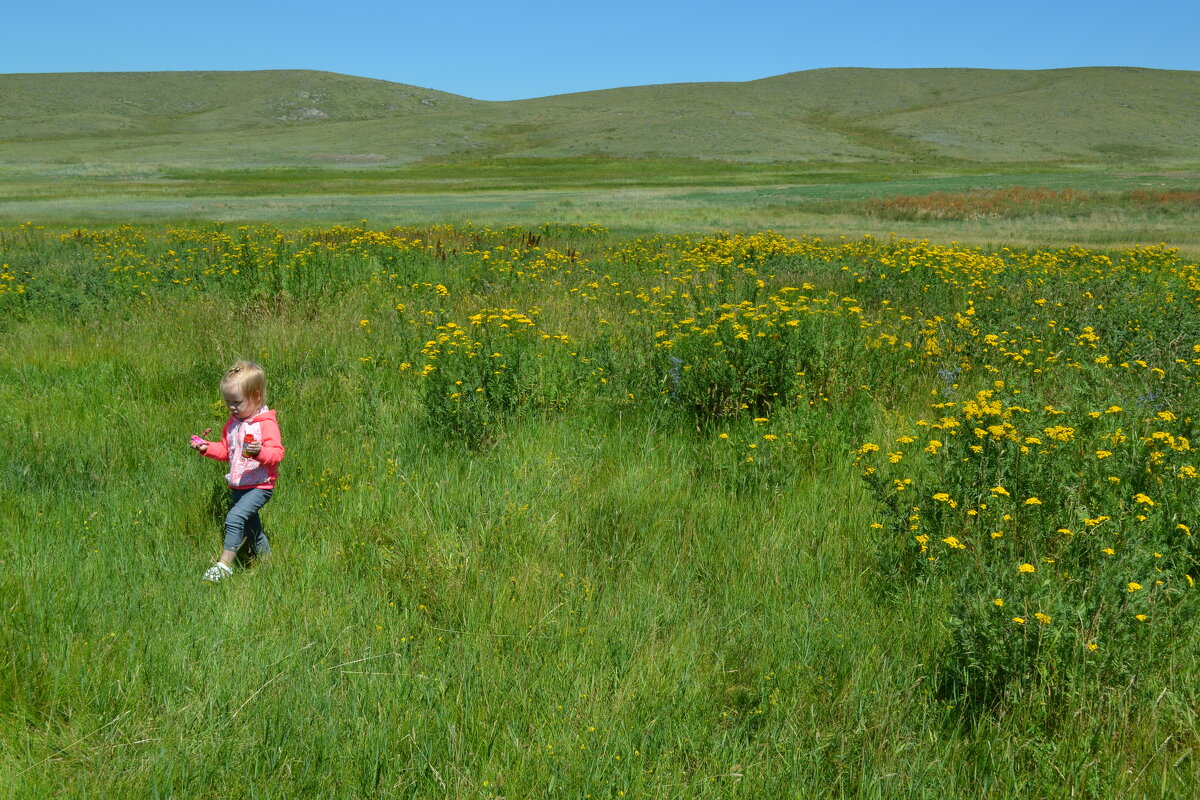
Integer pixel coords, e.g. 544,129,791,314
224,488,273,555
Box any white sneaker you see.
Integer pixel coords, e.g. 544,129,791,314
203,563,233,582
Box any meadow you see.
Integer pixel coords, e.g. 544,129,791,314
2,218,1198,798
5,162,1200,258
4,66,1200,251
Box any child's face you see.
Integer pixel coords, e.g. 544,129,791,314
223,390,258,420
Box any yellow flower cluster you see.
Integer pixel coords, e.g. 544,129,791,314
846,234,1197,669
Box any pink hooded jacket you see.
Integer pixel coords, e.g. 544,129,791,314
202,407,284,489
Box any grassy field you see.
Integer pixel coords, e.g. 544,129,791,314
3,67,1199,254
3,221,1199,797
3,66,1200,797
3,162,1199,255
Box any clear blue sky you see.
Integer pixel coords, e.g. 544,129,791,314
3,0,1196,100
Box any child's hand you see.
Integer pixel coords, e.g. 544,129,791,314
189,427,212,453
244,441,262,457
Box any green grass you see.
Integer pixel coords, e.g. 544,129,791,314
3,67,1199,255
3,222,1199,797
0,297,915,798
3,67,1199,796
3,164,1200,255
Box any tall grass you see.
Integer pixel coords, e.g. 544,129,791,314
2,222,1198,797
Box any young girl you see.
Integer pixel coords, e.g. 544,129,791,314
189,361,285,582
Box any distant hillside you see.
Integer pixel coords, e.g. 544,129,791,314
1,67,1198,169
0,70,479,137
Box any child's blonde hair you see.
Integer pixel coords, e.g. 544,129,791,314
221,360,266,404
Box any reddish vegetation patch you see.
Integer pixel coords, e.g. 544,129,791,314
1126,189,1200,205
863,186,1200,220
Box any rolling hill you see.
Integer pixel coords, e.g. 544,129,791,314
1,67,1198,170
